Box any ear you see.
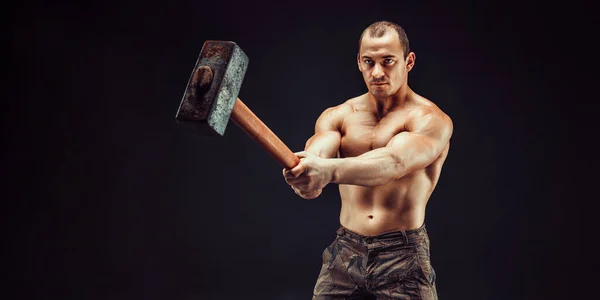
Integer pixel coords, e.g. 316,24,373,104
406,52,416,72
357,53,363,72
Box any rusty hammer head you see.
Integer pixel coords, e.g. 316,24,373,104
175,41,249,136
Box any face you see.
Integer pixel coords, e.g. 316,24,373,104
357,31,415,99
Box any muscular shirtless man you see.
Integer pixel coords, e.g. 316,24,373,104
283,21,453,299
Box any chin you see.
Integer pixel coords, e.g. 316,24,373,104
370,90,391,98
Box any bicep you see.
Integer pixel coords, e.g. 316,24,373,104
386,109,453,171
304,107,344,158
305,131,341,158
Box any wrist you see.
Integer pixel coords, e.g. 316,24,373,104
327,158,344,184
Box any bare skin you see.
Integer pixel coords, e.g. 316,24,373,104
283,30,453,236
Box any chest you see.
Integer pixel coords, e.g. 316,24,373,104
339,111,408,157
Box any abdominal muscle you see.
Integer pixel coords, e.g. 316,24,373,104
338,169,433,236
331,94,449,236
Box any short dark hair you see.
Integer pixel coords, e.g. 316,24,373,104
358,21,410,59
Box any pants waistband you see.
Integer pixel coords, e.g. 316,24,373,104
335,223,428,246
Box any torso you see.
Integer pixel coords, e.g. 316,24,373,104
335,93,450,236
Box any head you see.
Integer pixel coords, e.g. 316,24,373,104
357,21,415,99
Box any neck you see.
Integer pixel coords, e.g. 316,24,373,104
369,85,412,118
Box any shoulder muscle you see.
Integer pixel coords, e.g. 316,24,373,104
407,106,453,141
315,102,353,133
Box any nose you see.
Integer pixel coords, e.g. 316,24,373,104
372,64,384,79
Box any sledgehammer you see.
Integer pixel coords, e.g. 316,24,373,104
175,40,300,169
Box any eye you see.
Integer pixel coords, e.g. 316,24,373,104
364,59,373,65
384,58,394,64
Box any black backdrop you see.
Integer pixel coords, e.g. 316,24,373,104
6,1,598,299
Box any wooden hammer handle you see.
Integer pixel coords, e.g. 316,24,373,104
231,98,300,169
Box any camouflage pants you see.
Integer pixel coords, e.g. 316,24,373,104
313,224,438,299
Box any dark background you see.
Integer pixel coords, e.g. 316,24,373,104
6,0,598,299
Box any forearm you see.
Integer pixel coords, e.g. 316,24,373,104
304,132,340,158
328,148,403,186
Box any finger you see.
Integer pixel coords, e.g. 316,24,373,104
284,169,304,180
283,168,294,179
294,188,309,199
304,192,320,200
290,162,306,177
294,184,318,194
294,151,309,159
308,189,323,198
290,183,310,192
286,175,309,186
284,167,304,179
298,188,322,200
286,177,307,186
292,186,304,196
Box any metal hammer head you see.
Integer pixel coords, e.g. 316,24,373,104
175,40,249,136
